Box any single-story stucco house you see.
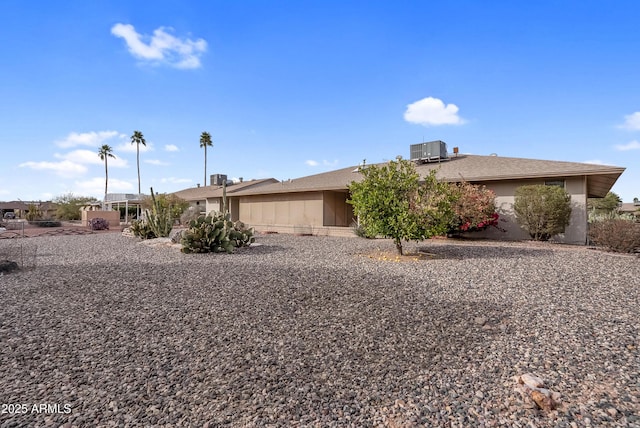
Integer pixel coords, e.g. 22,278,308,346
173,142,626,245
173,178,279,221
0,201,58,219
619,202,640,219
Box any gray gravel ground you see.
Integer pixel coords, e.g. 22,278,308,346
0,233,638,427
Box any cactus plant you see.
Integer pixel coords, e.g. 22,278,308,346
130,219,156,239
229,220,255,247
129,187,174,239
180,211,254,253
222,179,228,214
145,187,173,238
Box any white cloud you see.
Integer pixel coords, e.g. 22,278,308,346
56,131,121,148
404,97,466,126
111,23,207,69
144,159,169,166
619,112,640,130
54,150,128,168
305,160,319,166
75,177,134,195
323,159,339,167
19,160,88,178
615,140,640,151
19,146,129,180
165,144,179,152
116,141,153,153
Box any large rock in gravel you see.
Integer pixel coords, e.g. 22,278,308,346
515,373,561,412
169,228,186,243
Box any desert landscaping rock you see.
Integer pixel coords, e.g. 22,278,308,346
0,233,638,427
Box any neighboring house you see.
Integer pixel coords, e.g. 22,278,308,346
0,201,58,219
37,201,58,219
172,178,279,221
619,202,640,219
105,193,147,223
0,201,29,218
226,146,625,244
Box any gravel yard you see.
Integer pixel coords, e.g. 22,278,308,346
0,233,638,427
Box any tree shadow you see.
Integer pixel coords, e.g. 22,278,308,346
417,242,553,259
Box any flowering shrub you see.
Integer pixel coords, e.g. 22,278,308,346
458,212,500,232
89,217,110,231
448,181,500,235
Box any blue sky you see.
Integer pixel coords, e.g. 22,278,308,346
2,1,639,202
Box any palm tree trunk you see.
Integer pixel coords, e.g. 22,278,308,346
204,146,207,186
104,158,108,209
136,145,141,219
137,145,141,195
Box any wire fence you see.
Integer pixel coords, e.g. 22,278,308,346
0,239,37,271
0,221,37,271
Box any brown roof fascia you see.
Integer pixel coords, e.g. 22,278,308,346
172,178,279,200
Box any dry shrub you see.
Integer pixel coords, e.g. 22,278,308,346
589,219,640,253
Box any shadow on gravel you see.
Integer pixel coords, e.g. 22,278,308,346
418,243,552,259
241,244,288,255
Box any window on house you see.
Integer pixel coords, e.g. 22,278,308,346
545,180,565,188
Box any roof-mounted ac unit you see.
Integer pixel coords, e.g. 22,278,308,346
410,140,448,163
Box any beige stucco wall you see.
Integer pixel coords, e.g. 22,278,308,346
239,192,323,227
81,210,120,228
322,191,355,227
204,197,240,221
187,200,206,214
206,198,221,214
473,177,588,244
237,176,591,244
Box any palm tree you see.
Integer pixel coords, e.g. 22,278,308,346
131,130,146,195
98,144,115,208
199,131,213,186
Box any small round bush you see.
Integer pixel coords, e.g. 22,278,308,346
89,217,110,231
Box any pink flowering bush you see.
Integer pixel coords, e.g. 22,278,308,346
447,181,500,235
89,217,109,231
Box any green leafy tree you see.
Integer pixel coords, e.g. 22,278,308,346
25,204,43,222
141,192,189,221
348,157,455,255
53,194,99,220
513,185,572,241
98,144,116,205
199,131,213,186
587,191,621,214
131,130,146,195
